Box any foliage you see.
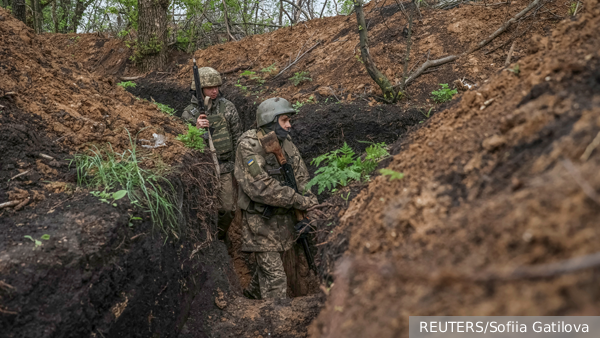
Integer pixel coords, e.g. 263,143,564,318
305,142,389,194
176,124,207,151
289,71,312,86
235,79,249,93
379,168,404,181
261,63,277,74
71,131,181,237
90,189,128,207
117,81,137,89
155,102,176,115
568,2,578,16
508,64,520,76
24,234,50,248
431,84,458,103
240,70,265,85
292,95,315,110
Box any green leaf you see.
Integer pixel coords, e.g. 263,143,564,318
24,235,34,242
112,190,127,200
112,203,118,207
41,234,50,240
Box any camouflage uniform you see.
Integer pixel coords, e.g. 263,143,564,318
181,84,242,237
234,129,317,299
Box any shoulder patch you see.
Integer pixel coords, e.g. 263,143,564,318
246,155,262,177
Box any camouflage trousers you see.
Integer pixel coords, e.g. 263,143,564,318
217,172,236,239
244,252,288,299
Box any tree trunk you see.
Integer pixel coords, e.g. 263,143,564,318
32,0,42,33
12,0,26,23
59,0,71,33
279,0,283,26
354,0,396,101
137,0,169,72
52,0,58,33
221,0,235,41
70,0,88,32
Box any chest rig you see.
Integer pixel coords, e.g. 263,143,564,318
206,99,233,161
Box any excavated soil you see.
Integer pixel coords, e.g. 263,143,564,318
310,2,600,337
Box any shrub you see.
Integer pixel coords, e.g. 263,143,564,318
289,71,312,86
240,70,265,85
305,142,389,194
431,83,457,103
176,124,206,151
155,102,175,115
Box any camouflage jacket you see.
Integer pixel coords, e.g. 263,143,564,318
181,95,242,174
234,129,318,252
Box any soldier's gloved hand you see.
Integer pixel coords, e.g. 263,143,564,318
295,219,311,240
292,194,314,211
196,114,209,128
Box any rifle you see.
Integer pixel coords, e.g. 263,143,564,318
260,131,317,273
192,58,220,178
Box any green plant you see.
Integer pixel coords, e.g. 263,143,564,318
24,234,50,248
261,63,277,74
568,1,579,16
155,102,175,115
129,215,143,227
431,84,458,103
240,70,265,85
355,55,364,64
305,142,389,194
176,124,206,151
71,131,181,237
235,79,249,93
508,64,520,76
117,81,137,89
379,168,404,181
292,95,315,110
289,71,312,86
90,189,128,207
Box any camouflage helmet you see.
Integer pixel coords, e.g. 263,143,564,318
190,67,222,90
256,97,296,127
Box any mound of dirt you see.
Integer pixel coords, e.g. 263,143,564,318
174,0,568,105
310,2,600,337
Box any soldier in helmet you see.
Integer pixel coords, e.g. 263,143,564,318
182,67,242,240
234,97,318,299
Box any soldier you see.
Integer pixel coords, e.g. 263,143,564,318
234,97,318,299
182,67,242,240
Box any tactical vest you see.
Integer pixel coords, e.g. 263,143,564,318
207,100,234,161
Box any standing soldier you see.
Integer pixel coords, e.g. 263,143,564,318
234,97,318,299
182,67,242,240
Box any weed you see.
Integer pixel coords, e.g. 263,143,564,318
508,64,520,76
419,107,434,123
155,102,175,115
71,131,181,238
261,63,277,74
379,168,404,181
117,81,137,89
354,55,364,64
305,142,389,194
24,234,50,248
129,215,143,227
292,95,315,110
568,1,578,15
289,71,312,86
240,70,265,85
176,124,206,151
69,36,81,42
431,83,457,103
235,79,249,93
90,189,127,207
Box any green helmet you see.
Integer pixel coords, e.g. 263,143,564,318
256,97,296,127
191,67,222,90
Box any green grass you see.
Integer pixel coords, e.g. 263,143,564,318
431,83,457,103
71,131,181,238
117,81,137,89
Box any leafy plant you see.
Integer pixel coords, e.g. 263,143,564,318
508,64,520,76
235,79,249,93
240,70,265,85
305,142,389,194
155,102,175,115
71,131,181,237
292,95,315,110
380,168,404,181
568,1,578,16
129,215,143,227
431,83,458,103
289,71,312,86
261,63,277,74
90,189,128,207
24,234,50,248
117,81,137,89
176,124,206,151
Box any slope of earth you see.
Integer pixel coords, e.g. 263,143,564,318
310,1,600,337
174,0,568,106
